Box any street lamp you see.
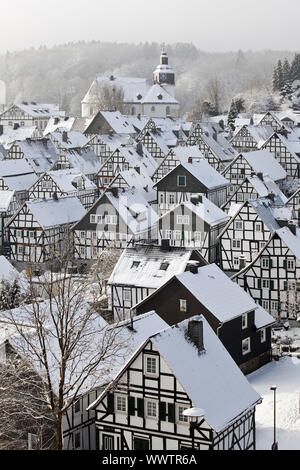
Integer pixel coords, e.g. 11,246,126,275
270,386,278,450
183,407,205,449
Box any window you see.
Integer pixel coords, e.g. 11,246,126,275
160,262,169,271
260,329,266,343
169,194,175,204
242,313,248,330
177,404,189,424
159,193,164,204
124,289,131,302
255,222,262,232
262,257,269,269
116,395,127,413
271,301,278,312
262,300,269,310
232,239,241,249
80,231,85,239
234,221,243,230
177,175,186,187
90,215,96,224
145,356,158,375
177,215,189,225
242,338,251,355
146,400,158,419
105,215,117,225
233,256,239,267
287,259,295,271
179,299,187,312
131,261,140,269
74,400,81,414
262,279,270,289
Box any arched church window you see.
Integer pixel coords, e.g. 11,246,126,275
131,107,136,115
151,106,155,112
166,106,170,115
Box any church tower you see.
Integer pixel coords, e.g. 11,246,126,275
153,46,176,97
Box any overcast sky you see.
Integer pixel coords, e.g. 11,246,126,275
1,0,299,53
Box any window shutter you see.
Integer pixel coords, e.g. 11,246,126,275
270,280,274,290
128,397,135,416
34,232,37,240
269,259,273,269
107,393,114,414
137,398,144,418
257,279,261,289
168,403,175,423
283,260,287,269
284,281,288,291
159,402,167,421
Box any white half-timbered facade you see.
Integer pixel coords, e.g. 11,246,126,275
189,132,236,172
155,160,229,216
0,159,38,204
7,196,86,265
152,146,204,184
234,226,300,320
86,134,132,165
158,197,229,262
218,198,294,272
73,187,158,258
230,125,273,153
261,132,300,179
52,147,101,184
0,103,65,132
0,190,20,246
27,170,97,209
89,316,261,450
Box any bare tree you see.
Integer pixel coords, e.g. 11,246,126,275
204,77,224,115
1,240,127,450
91,81,125,113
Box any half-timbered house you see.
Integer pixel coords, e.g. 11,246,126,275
189,131,237,172
0,124,39,151
261,131,300,179
222,173,287,213
7,196,86,266
218,198,294,272
152,146,204,184
136,122,170,166
86,134,132,164
4,138,60,176
230,125,273,153
73,187,158,258
158,196,229,262
27,170,97,209
97,144,157,191
0,190,19,246
184,121,223,146
0,103,65,132
134,263,275,374
108,246,206,321
256,111,288,132
52,147,101,184
0,159,38,204
47,128,89,151
155,159,229,216
89,315,262,450
222,149,287,196
234,226,300,321
62,311,168,450
107,169,156,203
286,188,300,223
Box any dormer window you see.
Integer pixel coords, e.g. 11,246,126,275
137,94,142,100
160,262,169,271
157,94,163,100
177,176,186,187
131,261,140,269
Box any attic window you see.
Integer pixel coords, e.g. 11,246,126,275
160,262,169,271
131,261,140,269
157,94,163,100
137,94,142,100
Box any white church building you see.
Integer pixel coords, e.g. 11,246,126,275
81,49,180,119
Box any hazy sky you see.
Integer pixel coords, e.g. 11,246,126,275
1,0,300,53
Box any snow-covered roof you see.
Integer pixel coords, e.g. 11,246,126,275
233,125,274,148
0,190,16,212
150,316,261,432
254,305,276,330
0,126,38,149
148,130,170,154
48,129,89,149
8,103,65,119
247,175,287,204
12,138,59,174
176,264,257,322
45,170,96,193
275,226,300,260
115,144,158,177
200,132,237,162
171,145,204,162
62,147,101,176
105,188,158,235
87,77,153,105
99,111,138,134
248,199,291,234
157,160,229,190
141,84,178,104
242,149,287,181
275,133,300,162
108,246,197,289
109,169,156,203
161,197,229,227
25,196,86,229
0,256,19,283
0,159,38,191
93,133,132,152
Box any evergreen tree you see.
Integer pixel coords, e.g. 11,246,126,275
227,100,239,131
272,67,279,92
290,53,300,82
277,60,284,92
282,58,291,84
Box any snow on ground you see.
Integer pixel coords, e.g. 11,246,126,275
248,356,300,450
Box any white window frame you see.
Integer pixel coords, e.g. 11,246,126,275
115,394,127,414
177,175,186,187
144,355,158,377
242,337,251,356
145,400,158,419
232,239,241,249
179,299,187,312
260,329,266,343
262,257,269,269
176,404,189,424
242,313,248,330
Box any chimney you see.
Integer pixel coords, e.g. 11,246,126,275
161,239,170,251
53,192,58,201
191,195,203,206
54,117,59,125
62,131,68,143
0,125,3,136
188,157,193,164
267,192,275,203
212,132,218,142
187,261,200,274
257,172,264,181
134,166,140,175
137,114,141,121
288,222,297,236
187,319,205,353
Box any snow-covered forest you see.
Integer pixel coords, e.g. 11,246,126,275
0,41,296,116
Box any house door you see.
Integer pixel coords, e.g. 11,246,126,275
133,437,150,450
103,434,115,450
